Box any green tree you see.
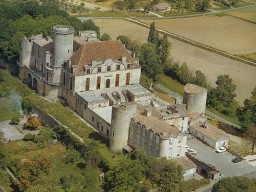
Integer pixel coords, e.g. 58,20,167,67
196,0,210,12
100,33,111,41
139,43,162,82
207,75,237,109
157,34,171,65
82,20,100,38
212,176,256,192
148,22,158,45
148,158,183,192
104,160,146,192
192,70,208,88
237,86,256,130
177,62,191,84
185,0,193,10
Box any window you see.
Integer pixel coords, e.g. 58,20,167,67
169,138,173,144
101,125,103,132
107,129,109,137
156,135,160,143
70,77,73,90
107,66,111,71
106,79,110,88
112,131,114,137
63,72,66,85
85,78,90,91
97,67,101,73
126,73,130,85
84,103,87,110
97,122,99,129
47,62,49,67
116,65,120,70
115,74,119,87
127,64,130,69
86,69,90,74
97,76,101,89
92,116,94,122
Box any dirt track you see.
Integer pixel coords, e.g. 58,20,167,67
94,19,256,103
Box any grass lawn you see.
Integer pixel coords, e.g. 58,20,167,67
0,70,125,168
207,108,240,125
158,74,184,95
0,97,20,121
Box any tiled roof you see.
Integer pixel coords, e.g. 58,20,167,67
191,122,228,141
176,156,197,170
70,40,139,75
132,113,181,139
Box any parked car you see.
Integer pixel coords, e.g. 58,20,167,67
232,156,244,163
216,146,226,153
187,148,197,154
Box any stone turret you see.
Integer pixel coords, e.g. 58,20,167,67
183,84,207,115
53,25,74,67
110,102,137,152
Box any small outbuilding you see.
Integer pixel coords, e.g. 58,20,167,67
152,3,171,12
176,156,197,178
189,121,229,150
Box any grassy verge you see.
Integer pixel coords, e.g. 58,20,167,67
0,70,125,167
181,179,210,192
207,108,240,125
0,106,19,121
239,52,256,62
158,74,184,95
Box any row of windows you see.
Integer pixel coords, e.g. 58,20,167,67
85,64,131,74
85,73,130,91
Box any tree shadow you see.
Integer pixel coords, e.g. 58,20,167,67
89,132,109,147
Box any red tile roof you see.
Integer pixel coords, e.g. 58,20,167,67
69,40,139,75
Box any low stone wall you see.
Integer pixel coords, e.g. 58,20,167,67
31,106,85,143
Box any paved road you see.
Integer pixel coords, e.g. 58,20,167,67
155,83,241,129
188,139,256,177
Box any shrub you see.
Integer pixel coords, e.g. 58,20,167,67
10,117,20,125
24,116,41,130
23,134,36,142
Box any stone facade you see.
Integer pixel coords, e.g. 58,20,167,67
19,25,226,164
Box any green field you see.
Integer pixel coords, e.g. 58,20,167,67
0,98,20,121
225,5,256,23
0,70,125,168
158,74,184,96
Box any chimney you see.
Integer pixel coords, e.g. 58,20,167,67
144,109,151,117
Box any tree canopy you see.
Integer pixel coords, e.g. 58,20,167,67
212,176,256,192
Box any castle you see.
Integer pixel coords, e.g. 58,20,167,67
18,26,228,168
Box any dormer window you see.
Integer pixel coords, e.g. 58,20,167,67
86,69,90,74
97,67,101,73
107,66,111,71
117,65,120,70
127,64,130,69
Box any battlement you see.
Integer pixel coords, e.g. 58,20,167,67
53,25,74,35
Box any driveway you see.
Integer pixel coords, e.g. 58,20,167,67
187,138,256,177
0,120,24,142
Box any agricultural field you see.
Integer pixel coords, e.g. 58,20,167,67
225,5,256,23
94,18,256,103
140,15,256,54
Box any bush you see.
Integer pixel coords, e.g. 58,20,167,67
10,117,20,125
23,134,36,142
24,116,41,130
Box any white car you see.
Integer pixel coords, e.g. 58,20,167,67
216,146,226,153
187,148,197,154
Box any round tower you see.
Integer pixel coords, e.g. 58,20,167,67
53,25,74,67
183,84,207,114
110,102,137,152
20,37,33,67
